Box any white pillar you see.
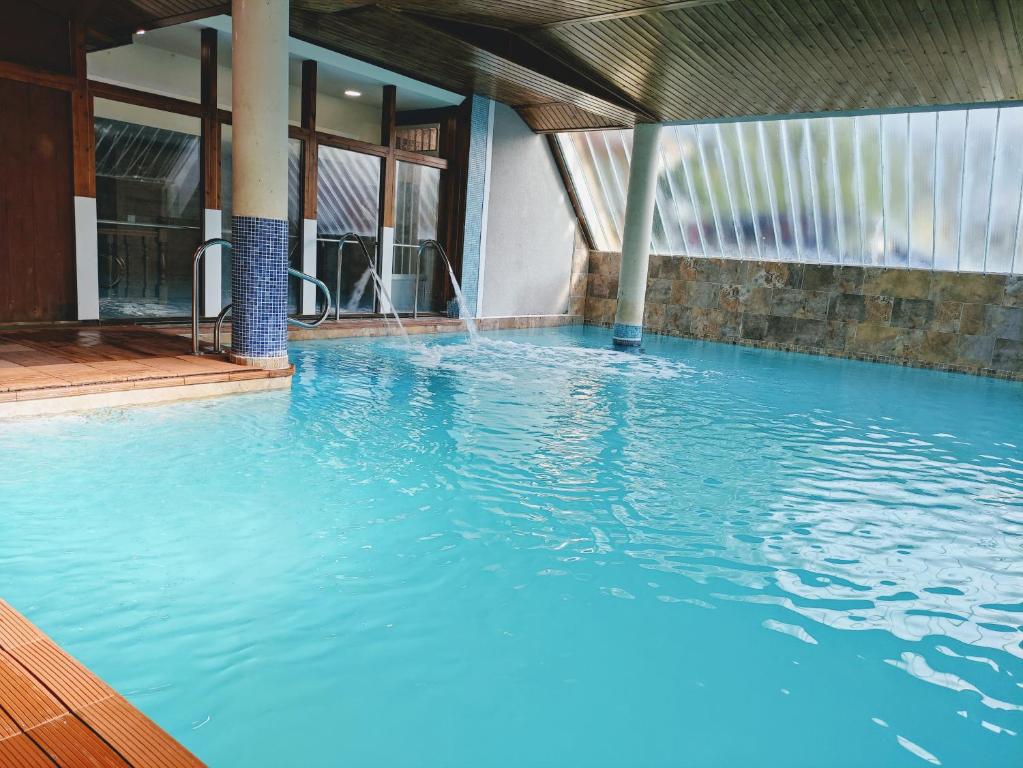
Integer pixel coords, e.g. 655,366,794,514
378,225,395,314
202,208,223,317
301,218,317,315
74,196,99,321
612,122,662,347
230,0,290,368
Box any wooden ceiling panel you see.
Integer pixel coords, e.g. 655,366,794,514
530,0,1023,122
80,0,1023,132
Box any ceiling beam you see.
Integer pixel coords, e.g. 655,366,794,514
516,0,738,31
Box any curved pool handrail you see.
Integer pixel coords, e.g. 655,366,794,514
191,238,232,355
287,267,332,329
212,267,332,353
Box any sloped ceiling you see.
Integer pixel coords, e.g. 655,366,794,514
80,1,1023,132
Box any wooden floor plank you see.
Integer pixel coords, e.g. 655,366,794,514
28,715,131,768
0,733,57,768
0,652,68,730
0,603,206,768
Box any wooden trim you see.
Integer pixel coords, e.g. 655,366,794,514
300,60,318,220
545,134,595,250
394,149,447,169
396,105,458,126
88,79,203,117
0,60,75,91
70,18,95,198
315,131,389,157
379,85,397,229
200,27,220,210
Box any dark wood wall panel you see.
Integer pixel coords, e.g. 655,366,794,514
0,80,76,322
0,2,71,74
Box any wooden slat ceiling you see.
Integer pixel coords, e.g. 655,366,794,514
81,0,1023,132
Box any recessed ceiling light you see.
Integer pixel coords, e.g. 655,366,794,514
135,28,146,35
344,89,362,98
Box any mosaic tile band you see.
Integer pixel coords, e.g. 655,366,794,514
231,215,289,365
612,322,643,346
458,95,492,318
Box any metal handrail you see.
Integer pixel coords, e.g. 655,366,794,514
212,267,331,353
323,232,376,320
191,238,231,355
287,267,332,328
413,239,455,319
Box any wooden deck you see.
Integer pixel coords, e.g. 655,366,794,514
0,600,204,768
0,327,291,405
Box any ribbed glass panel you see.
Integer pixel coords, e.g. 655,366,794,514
556,104,1023,274
987,109,1023,274
908,112,937,269
934,110,968,271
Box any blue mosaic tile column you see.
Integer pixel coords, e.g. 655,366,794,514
230,216,289,368
458,95,493,318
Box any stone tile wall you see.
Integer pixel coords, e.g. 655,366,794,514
569,229,589,317
585,251,1023,379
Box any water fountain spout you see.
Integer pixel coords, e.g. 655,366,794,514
415,239,478,342
335,232,411,344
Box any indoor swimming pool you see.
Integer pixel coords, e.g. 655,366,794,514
1,327,1020,767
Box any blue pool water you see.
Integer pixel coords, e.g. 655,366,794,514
1,326,1021,767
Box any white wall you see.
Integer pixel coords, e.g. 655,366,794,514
480,104,578,317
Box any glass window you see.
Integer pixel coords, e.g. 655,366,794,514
94,99,201,319
317,145,382,314
392,161,441,314
557,104,1023,275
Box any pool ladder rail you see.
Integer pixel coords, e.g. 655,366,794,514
190,238,332,356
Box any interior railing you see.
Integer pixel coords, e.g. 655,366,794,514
190,238,331,356
318,232,377,320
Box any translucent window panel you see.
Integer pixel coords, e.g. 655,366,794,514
810,119,839,264
93,99,201,320
908,112,937,269
316,145,382,314
557,133,618,251
855,115,885,266
220,126,302,310
755,121,786,260
958,108,1000,272
986,108,1023,273
734,122,768,260
933,110,968,271
661,129,704,256
555,106,1023,274
881,113,911,268
714,123,751,259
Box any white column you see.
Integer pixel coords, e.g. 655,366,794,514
301,218,317,315
232,0,288,221
378,225,395,314
202,208,223,317
612,122,662,347
74,196,99,321
229,0,290,368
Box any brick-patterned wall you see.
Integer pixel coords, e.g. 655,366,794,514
585,252,1023,379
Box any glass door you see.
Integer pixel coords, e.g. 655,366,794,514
317,145,381,314
392,160,442,314
94,99,201,320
